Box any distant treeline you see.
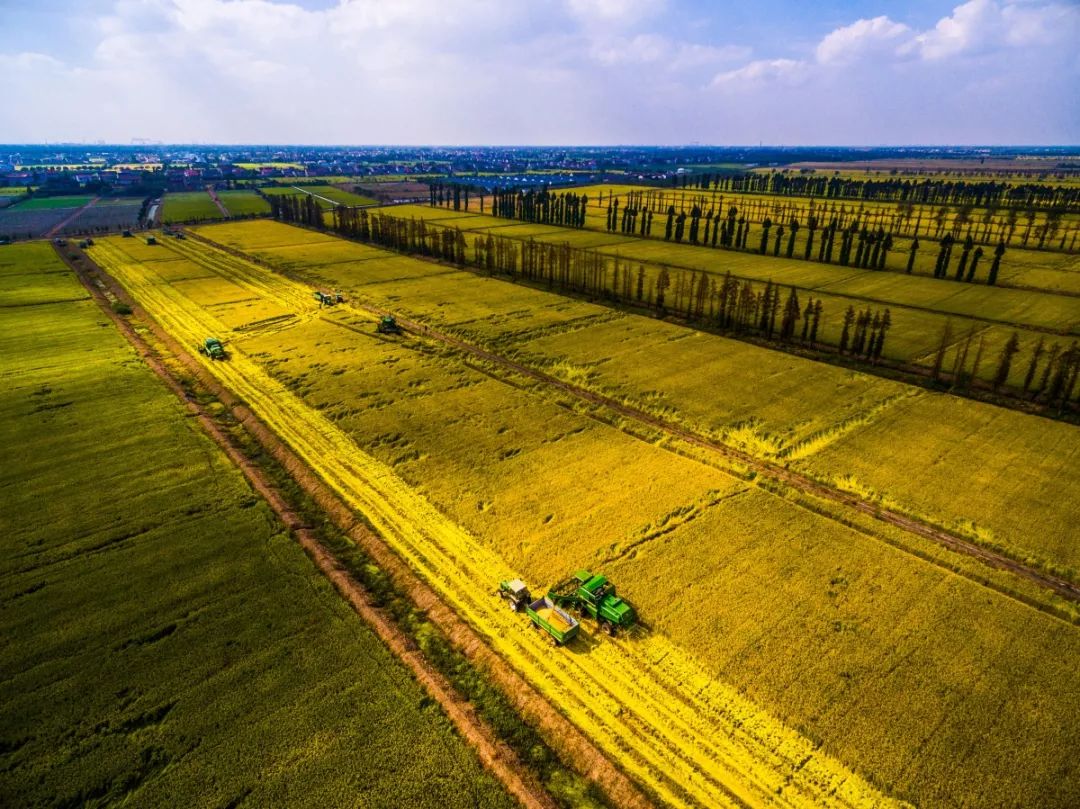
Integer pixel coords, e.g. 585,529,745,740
489,188,589,227
667,171,1080,212
266,193,323,227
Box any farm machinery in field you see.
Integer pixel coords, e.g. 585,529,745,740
498,569,636,645
313,289,345,307
498,579,579,646
197,337,227,360
376,314,402,334
550,571,636,636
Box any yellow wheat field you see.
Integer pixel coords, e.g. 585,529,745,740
91,235,905,809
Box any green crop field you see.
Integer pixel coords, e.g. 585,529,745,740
264,184,376,208
11,194,93,210
125,220,1080,808
161,191,225,223
0,241,513,809
218,189,271,216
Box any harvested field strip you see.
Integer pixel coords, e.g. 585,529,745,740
93,237,905,809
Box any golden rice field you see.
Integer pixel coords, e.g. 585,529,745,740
86,222,1080,809
201,221,1080,579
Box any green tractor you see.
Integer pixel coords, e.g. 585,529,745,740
376,314,402,335
197,337,227,360
549,570,635,636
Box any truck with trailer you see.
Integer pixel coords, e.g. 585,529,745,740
313,289,344,307
498,579,580,646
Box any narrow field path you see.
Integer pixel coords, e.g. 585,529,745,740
88,235,907,809
182,230,1080,609
56,243,561,809
45,196,99,237
207,186,229,217
292,185,339,207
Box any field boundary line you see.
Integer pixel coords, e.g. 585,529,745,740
185,229,1080,607
62,243,657,809
291,185,339,207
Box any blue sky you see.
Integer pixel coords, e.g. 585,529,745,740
1,0,1077,144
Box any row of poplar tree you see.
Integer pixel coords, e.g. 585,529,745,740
469,189,1008,284
668,171,1079,212
928,324,1079,410
310,205,899,359
276,203,1076,409
607,198,1009,286
605,188,1073,251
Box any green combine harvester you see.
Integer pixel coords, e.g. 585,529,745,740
376,314,402,334
549,570,636,636
197,337,227,360
498,569,636,644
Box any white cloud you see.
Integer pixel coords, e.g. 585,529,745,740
7,52,67,71
910,0,1001,59
906,0,1079,60
816,16,910,65
0,0,1076,144
565,0,662,26
590,34,748,69
712,58,805,86
705,1,1077,144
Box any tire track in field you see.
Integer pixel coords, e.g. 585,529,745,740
56,242,559,809
90,236,906,809
180,230,1080,609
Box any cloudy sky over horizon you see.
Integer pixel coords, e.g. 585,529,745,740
1,0,1078,145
